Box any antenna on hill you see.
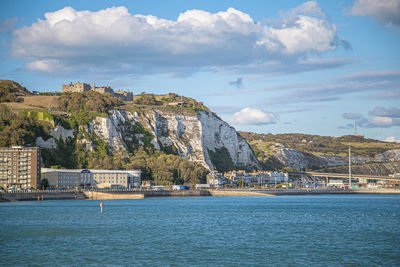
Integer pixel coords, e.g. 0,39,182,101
354,120,357,136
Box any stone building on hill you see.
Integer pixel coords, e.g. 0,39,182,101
61,81,133,101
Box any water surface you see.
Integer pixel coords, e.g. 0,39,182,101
1,195,399,266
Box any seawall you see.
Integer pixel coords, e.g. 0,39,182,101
83,191,144,200
208,190,276,197
1,188,399,202
0,191,84,201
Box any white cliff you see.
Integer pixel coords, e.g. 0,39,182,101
36,125,73,149
50,126,74,141
88,110,128,153
85,109,260,170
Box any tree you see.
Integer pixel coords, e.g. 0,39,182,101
40,179,49,190
238,179,246,188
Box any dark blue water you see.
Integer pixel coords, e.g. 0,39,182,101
1,195,399,266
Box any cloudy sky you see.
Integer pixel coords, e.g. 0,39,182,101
1,0,399,141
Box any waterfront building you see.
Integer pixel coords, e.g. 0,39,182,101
42,168,141,189
141,180,153,188
223,170,289,186
207,171,229,187
195,184,211,189
172,185,190,190
268,172,289,186
0,146,41,190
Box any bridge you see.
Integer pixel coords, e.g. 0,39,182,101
288,171,400,183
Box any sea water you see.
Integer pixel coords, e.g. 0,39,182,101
1,195,399,266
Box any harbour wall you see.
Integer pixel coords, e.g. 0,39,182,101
83,191,144,200
1,188,399,202
0,191,84,201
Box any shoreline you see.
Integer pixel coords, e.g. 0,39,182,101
1,188,400,202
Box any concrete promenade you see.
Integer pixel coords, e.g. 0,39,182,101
1,188,399,202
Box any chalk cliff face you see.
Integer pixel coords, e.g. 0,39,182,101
133,110,261,170
270,147,400,171
43,109,260,171
36,126,74,149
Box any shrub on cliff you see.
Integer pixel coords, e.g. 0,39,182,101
0,104,50,146
58,91,122,114
0,80,31,102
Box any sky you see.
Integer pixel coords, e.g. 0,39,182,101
1,0,399,142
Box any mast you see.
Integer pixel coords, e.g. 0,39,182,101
348,144,352,187
354,120,357,135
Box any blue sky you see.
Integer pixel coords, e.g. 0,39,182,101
1,0,399,141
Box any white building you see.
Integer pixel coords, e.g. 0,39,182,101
207,171,229,187
268,172,289,186
42,168,141,189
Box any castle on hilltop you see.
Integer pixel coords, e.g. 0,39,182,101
61,81,133,101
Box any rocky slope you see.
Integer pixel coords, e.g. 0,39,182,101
326,162,400,176
267,147,400,171
36,109,261,171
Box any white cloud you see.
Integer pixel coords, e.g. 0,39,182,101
11,3,341,75
231,107,278,125
351,0,400,28
368,116,395,127
26,59,67,73
384,136,400,142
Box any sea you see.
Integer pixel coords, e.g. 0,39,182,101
1,195,399,266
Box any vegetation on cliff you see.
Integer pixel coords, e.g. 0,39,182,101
0,104,50,146
0,80,31,102
57,91,122,127
123,92,210,115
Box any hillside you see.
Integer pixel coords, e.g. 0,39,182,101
0,81,261,185
0,80,32,102
240,132,400,173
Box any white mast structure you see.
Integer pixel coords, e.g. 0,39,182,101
354,120,357,136
348,144,352,187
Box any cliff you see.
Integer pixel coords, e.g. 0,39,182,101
242,132,400,175
36,109,261,171
269,147,400,172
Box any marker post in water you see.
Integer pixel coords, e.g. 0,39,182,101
100,202,103,215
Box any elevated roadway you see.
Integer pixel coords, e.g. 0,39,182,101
288,171,400,182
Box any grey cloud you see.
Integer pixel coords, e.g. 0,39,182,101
340,39,353,51
0,18,18,35
369,107,400,117
343,112,362,120
338,123,354,130
364,107,400,128
229,77,244,89
351,0,400,28
365,90,400,99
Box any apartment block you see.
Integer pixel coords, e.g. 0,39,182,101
0,146,41,189
42,168,141,189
